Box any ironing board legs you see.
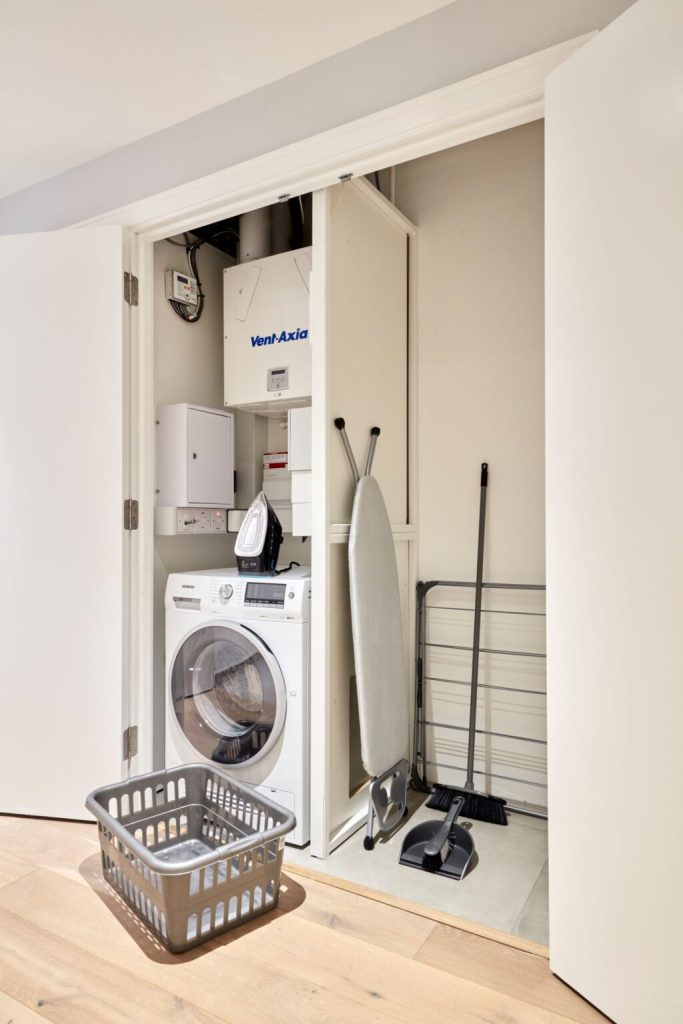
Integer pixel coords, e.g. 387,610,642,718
364,758,409,851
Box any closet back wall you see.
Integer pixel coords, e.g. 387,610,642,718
152,238,236,768
396,122,546,805
397,120,545,583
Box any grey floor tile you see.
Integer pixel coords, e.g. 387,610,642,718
285,796,548,941
512,859,549,945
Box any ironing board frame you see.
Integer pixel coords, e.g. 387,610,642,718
365,758,410,848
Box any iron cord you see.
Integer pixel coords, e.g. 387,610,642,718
274,561,301,575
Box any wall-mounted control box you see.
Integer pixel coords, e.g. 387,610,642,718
165,269,198,306
156,403,235,510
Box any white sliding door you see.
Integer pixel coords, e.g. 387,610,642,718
545,2,683,1020
310,179,413,857
0,227,130,819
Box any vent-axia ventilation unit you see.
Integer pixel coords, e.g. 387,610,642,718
223,247,312,414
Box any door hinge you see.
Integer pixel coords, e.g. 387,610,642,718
124,271,139,306
123,498,139,530
123,725,138,761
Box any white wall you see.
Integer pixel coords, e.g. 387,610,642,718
397,122,545,584
396,122,547,805
153,238,236,766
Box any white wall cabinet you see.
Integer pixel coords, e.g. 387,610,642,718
156,403,235,509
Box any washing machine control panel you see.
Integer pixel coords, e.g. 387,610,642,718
166,569,310,621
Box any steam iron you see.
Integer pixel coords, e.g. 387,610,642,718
399,796,475,880
235,491,283,575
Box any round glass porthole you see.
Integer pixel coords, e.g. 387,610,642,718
170,624,285,766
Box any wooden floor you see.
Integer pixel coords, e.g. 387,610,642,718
0,816,607,1024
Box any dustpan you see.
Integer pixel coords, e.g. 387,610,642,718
399,796,475,880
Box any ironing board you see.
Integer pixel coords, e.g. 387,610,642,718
336,419,409,850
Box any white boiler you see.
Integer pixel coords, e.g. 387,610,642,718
223,246,312,413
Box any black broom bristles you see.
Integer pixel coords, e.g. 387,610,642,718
427,785,508,826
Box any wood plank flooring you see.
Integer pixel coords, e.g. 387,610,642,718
0,816,608,1024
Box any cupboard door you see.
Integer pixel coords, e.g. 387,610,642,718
187,408,233,506
545,2,683,1020
309,179,412,857
0,226,128,819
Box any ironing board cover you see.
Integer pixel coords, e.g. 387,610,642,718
348,475,409,777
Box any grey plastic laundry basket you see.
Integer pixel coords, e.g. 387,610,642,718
86,763,296,953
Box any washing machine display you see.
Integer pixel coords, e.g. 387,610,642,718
171,623,286,767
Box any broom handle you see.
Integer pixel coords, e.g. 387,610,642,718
465,463,488,791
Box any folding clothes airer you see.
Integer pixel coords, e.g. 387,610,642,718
335,418,410,851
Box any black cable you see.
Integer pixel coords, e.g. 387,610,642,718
165,225,241,323
167,227,239,249
207,228,240,242
274,561,301,575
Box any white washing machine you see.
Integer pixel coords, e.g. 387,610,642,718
165,567,311,846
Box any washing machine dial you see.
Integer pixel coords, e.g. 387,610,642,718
218,584,233,604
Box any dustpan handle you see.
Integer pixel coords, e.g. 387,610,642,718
423,796,465,860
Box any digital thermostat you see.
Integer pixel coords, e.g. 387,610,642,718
165,269,198,306
267,366,289,392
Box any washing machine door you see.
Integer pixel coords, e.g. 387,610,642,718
170,622,286,767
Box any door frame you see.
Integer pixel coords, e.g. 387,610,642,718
100,33,588,787
84,35,589,240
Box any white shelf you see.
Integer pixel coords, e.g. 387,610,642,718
329,523,416,543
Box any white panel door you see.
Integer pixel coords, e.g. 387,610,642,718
0,227,128,820
310,180,412,857
545,2,683,1021
187,408,232,506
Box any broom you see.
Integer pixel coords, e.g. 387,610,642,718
427,463,508,825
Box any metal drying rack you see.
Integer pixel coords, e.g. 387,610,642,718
412,579,548,820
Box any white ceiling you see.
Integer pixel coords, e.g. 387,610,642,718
0,0,450,198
